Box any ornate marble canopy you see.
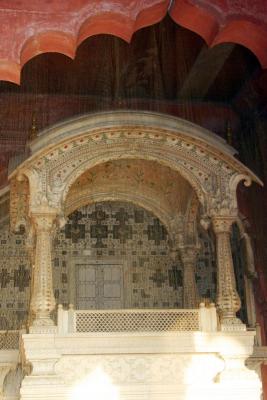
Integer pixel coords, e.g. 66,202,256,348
8,111,261,330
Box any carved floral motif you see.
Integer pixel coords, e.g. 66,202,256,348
55,354,224,385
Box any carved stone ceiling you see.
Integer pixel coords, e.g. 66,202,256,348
65,159,194,219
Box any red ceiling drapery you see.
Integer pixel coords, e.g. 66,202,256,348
0,0,265,84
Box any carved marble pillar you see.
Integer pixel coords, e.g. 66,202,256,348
181,246,199,308
30,212,57,331
212,216,244,329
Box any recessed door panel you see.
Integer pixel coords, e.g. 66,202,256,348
76,263,123,309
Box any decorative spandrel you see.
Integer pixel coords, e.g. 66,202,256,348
9,177,29,232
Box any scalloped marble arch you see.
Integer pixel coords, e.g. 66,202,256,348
9,111,262,235
0,0,266,84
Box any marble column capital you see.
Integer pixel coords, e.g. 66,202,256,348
31,212,57,232
180,246,197,264
212,216,235,234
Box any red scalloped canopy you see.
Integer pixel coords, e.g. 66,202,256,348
0,0,266,84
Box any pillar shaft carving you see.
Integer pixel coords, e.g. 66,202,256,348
181,247,199,308
30,212,56,329
212,216,244,329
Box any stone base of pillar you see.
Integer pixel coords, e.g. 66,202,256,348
220,317,246,332
29,316,57,334
29,324,57,334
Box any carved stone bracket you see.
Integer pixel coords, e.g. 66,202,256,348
218,352,262,397
0,365,15,400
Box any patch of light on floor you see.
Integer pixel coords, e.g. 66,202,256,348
69,367,120,400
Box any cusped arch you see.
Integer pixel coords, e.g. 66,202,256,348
170,1,267,69
0,1,169,85
77,1,168,45
212,20,267,69
77,13,137,45
0,1,266,84
20,31,76,68
170,0,217,47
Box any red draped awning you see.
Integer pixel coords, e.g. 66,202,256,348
0,0,266,84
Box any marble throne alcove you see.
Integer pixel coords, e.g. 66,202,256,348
57,157,203,311
8,111,262,400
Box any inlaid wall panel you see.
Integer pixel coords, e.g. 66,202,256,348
0,199,217,329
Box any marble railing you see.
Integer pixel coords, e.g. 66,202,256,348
57,303,218,334
0,330,20,350
20,308,262,400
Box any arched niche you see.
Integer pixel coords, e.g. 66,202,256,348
64,158,197,242
52,157,204,311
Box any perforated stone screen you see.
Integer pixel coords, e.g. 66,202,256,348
74,309,200,332
0,330,19,349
